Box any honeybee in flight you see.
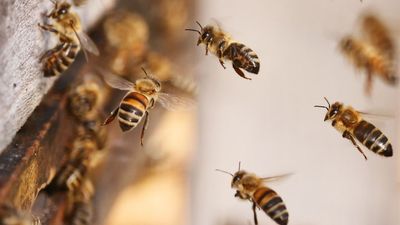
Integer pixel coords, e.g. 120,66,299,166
186,21,260,80
315,97,393,160
38,0,99,77
339,14,397,94
101,68,193,146
217,163,289,225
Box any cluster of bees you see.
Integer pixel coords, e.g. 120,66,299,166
0,0,398,224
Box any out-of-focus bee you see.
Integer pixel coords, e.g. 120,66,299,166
72,0,88,7
0,204,41,225
50,136,97,192
101,68,193,146
217,164,289,225
339,14,397,94
67,199,93,225
103,10,149,75
38,1,99,77
68,81,102,121
186,22,260,80
315,97,393,159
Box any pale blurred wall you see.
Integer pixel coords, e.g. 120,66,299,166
191,1,400,225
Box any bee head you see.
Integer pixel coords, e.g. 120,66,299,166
231,170,247,188
339,36,355,52
135,68,161,95
216,162,245,189
185,21,213,46
314,97,342,121
48,1,71,19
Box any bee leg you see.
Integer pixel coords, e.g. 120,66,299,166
365,70,373,95
39,43,65,62
140,111,150,146
218,59,226,69
217,43,226,69
38,23,60,35
102,107,119,126
342,131,368,160
252,202,258,225
232,64,251,80
205,43,209,55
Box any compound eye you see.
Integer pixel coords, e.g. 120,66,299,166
201,32,209,40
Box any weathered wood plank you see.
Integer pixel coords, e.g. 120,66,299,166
0,0,116,152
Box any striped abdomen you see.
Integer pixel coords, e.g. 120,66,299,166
253,187,288,225
117,92,149,132
42,42,79,77
69,201,93,225
353,120,393,157
224,42,260,74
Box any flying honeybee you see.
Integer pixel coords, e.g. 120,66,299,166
315,97,393,159
217,164,289,225
101,68,193,146
186,21,260,80
339,14,397,94
38,0,99,77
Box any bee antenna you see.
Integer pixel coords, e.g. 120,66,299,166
314,105,329,111
215,169,233,177
185,28,201,35
49,0,57,5
323,97,331,108
141,67,150,78
196,21,203,30
238,161,241,171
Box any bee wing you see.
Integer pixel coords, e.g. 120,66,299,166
97,68,134,91
76,30,100,56
261,173,293,183
357,111,394,119
157,93,196,111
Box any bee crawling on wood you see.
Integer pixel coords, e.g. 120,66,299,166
186,21,260,80
38,0,99,77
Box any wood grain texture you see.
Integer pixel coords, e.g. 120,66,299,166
0,0,116,152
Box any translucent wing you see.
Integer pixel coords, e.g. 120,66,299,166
157,93,196,111
97,68,134,91
357,111,394,119
76,30,100,56
261,173,292,183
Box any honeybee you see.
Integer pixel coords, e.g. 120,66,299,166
68,82,102,121
49,136,97,193
0,204,41,225
103,10,149,75
315,97,393,159
217,164,289,225
101,68,193,146
72,0,88,6
38,1,99,77
186,22,260,80
67,199,93,225
339,14,397,94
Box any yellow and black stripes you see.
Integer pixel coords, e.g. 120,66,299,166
224,42,260,74
42,42,79,77
353,120,393,157
117,92,149,131
253,187,289,225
